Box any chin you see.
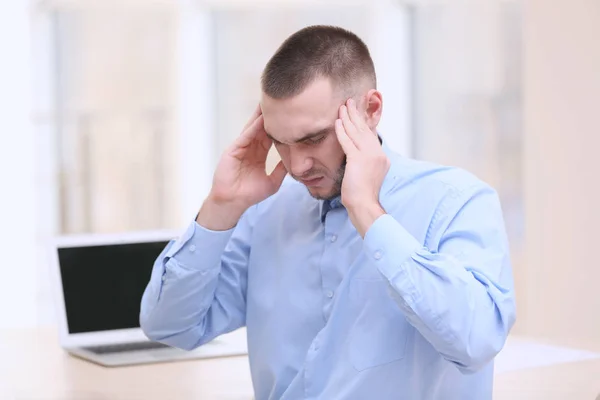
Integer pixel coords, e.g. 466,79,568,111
307,185,340,201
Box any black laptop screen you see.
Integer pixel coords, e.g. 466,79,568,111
58,240,169,334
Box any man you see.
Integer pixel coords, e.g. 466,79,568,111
140,25,516,400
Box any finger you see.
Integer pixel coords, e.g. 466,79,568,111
346,98,370,131
242,104,262,132
335,118,358,157
236,115,265,148
258,128,273,153
339,104,363,149
345,99,379,150
268,160,288,190
252,128,273,162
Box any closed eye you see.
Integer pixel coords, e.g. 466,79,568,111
305,135,326,145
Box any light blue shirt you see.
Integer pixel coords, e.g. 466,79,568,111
140,140,516,400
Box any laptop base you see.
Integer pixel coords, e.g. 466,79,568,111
65,330,248,367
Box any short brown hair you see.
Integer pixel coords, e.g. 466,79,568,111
261,25,376,99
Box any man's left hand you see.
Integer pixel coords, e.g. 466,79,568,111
335,98,391,237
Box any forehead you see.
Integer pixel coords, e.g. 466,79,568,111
261,78,342,141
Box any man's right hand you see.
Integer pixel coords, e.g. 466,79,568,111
196,105,287,231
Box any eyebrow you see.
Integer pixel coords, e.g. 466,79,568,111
266,125,334,144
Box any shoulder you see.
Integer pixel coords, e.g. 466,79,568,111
382,151,507,244
385,150,497,203
380,151,503,234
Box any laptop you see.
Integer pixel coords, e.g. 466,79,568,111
49,229,248,367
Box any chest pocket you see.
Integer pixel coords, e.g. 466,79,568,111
348,278,410,371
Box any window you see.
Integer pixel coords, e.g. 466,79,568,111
31,1,411,326
46,4,180,235
39,2,412,234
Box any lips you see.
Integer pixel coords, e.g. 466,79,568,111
301,177,324,187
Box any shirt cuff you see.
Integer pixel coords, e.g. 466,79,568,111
165,220,235,271
363,214,422,281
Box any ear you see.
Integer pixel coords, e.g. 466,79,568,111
363,89,383,130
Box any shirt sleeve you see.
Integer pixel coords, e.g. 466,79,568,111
139,207,255,351
362,184,517,373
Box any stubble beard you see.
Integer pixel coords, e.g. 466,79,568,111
309,158,346,201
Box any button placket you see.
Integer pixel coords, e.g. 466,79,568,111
321,217,339,321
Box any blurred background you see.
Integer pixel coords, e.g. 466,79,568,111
0,0,598,354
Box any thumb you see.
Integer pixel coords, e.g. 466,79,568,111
268,160,288,190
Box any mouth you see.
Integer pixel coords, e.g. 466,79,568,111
300,176,324,187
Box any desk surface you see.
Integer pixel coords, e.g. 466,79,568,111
0,328,254,400
0,327,598,400
494,358,600,400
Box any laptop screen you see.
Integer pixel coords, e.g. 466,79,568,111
58,240,169,334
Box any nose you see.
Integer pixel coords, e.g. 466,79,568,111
289,147,314,177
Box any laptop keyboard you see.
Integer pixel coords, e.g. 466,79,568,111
85,341,172,355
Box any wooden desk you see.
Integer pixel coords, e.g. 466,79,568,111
0,328,598,399
494,358,600,400
0,328,254,400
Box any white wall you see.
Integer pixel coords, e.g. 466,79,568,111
0,0,39,328
521,0,600,345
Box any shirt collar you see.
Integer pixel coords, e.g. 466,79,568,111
379,135,401,199
319,196,343,223
319,133,400,223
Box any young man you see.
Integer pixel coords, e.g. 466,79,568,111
140,25,516,400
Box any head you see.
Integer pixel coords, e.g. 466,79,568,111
260,25,383,200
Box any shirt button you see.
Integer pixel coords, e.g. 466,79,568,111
189,244,196,252
374,251,382,260
325,290,334,299
330,235,337,243
161,275,167,282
